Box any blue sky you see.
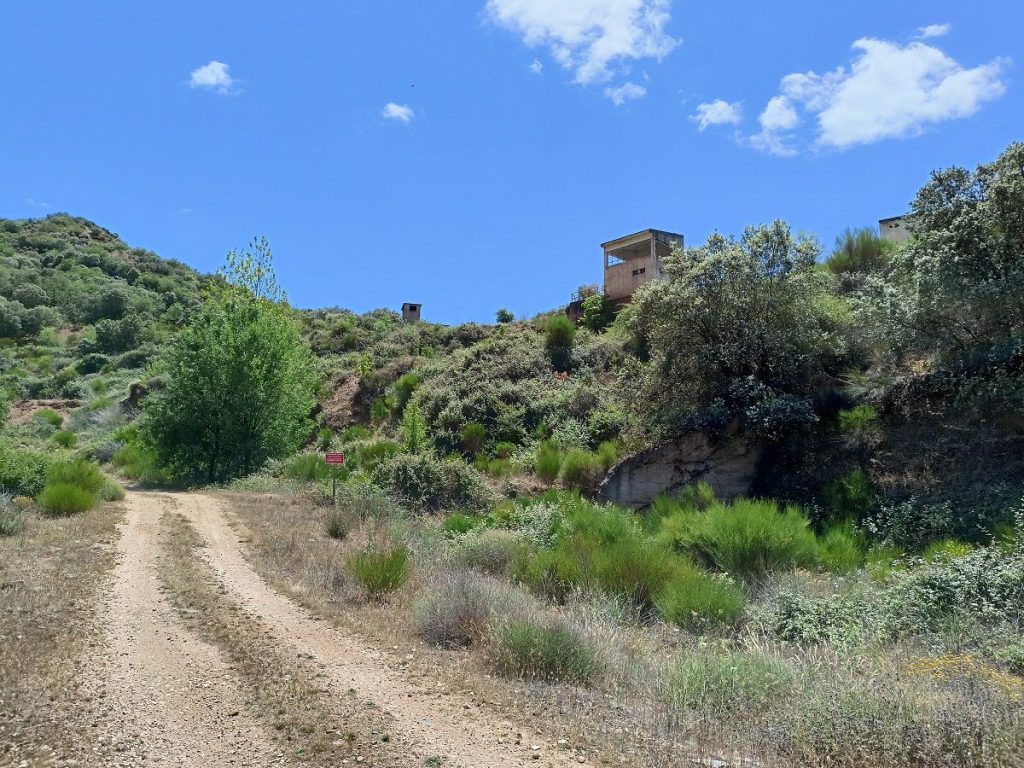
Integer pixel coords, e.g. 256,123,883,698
2,1,1020,324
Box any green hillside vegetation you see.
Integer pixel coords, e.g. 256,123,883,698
2,143,1023,765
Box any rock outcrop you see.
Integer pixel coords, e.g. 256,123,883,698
599,432,760,508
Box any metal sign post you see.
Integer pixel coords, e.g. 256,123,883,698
325,452,345,504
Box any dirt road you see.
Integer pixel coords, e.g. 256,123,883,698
78,491,581,767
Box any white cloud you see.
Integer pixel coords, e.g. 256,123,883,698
690,99,743,131
485,0,677,85
189,60,236,94
747,37,1007,155
918,23,952,39
529,58,544,74
605,81,646,105
382,102,415,123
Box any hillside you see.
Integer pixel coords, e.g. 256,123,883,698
2,142,1024,768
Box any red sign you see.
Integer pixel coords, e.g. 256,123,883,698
325,453,345,465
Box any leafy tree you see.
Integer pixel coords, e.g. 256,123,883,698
95,315,143,353
13,283,49,308
0,299,23,339
631,221,846,433
496,308,514,324
863,142,1024,359
544,314,576,372
142,238,317,482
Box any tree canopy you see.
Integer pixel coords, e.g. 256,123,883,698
142,238,317,482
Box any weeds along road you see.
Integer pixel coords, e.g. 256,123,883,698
79,491,581,767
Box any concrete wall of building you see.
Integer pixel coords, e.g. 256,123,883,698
604,254,659,301
402,303,421,323
879,217,910,244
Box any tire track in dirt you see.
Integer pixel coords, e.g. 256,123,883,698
82,491,288,767
171,491,583,768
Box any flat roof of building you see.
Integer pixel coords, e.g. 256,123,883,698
601,228,684,250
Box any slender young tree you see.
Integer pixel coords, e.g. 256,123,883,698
143,238,317,482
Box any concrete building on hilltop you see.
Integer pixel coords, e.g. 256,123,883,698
879,215,910,245
602,229,683,303
401,302,421,323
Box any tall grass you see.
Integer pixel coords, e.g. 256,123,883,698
534,441,561,483
347,545,410,599
491,616,596,683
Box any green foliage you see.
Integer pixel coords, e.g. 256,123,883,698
415,571,518,648
544,315,576,372
283,453,333,482
37,483,96,517
558,448,603,490
817,521,866,573
347,545,410,599
356,439,400,472
51,430,77,448
111,442,166,483
595,441,618,471
764,588,865,646
653,562,746,628
823,469,874,521
534,441,561,483
442,512,480,535
630,221,843,434
670,651,794,713
391,372,420,411
34,408,63,427
460,422,486,456
825,227,894,275
658,496,819,581
401,400,427,453
863,142,1024,359
495,308,514,324
142,239,318,482
865,497,977,549
0,446,51,496
581,293,613,332
371,453,495,513
491,617,596,683
455,528,524,575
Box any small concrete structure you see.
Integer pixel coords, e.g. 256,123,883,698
879,216,910,245
401,302,421,323
602,229,683,303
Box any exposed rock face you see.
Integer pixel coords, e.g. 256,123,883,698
599,433,760,508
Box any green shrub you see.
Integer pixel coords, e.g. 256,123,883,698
76,352,110,375
515,545,586,601
817,521,866,573
0,446,51,496
460,422,486,456
495,308,514,324
34,408,63,427
37,483,96,517
596,441,619,471
653,561,746,628
371,453,494,513
455,528,525,575
111,442,165,483
670,651,794,714
534,441,561,483
51,430,78,448
48,458,105,493
493,441,516,459
342,425,371,442
660,498,819,581
443,512,480,535
316,427,334,450
559,448,603,490
764,588,865,646
357,439,400,472
823,469,874,521
347,545,410,599
865,497,982,549
325,510,353,540
392,372,420,411
491,617,596,683
478,457,514,478
544,315,576,372
283,453,333,482
922,539,973,562
589,536,678,610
